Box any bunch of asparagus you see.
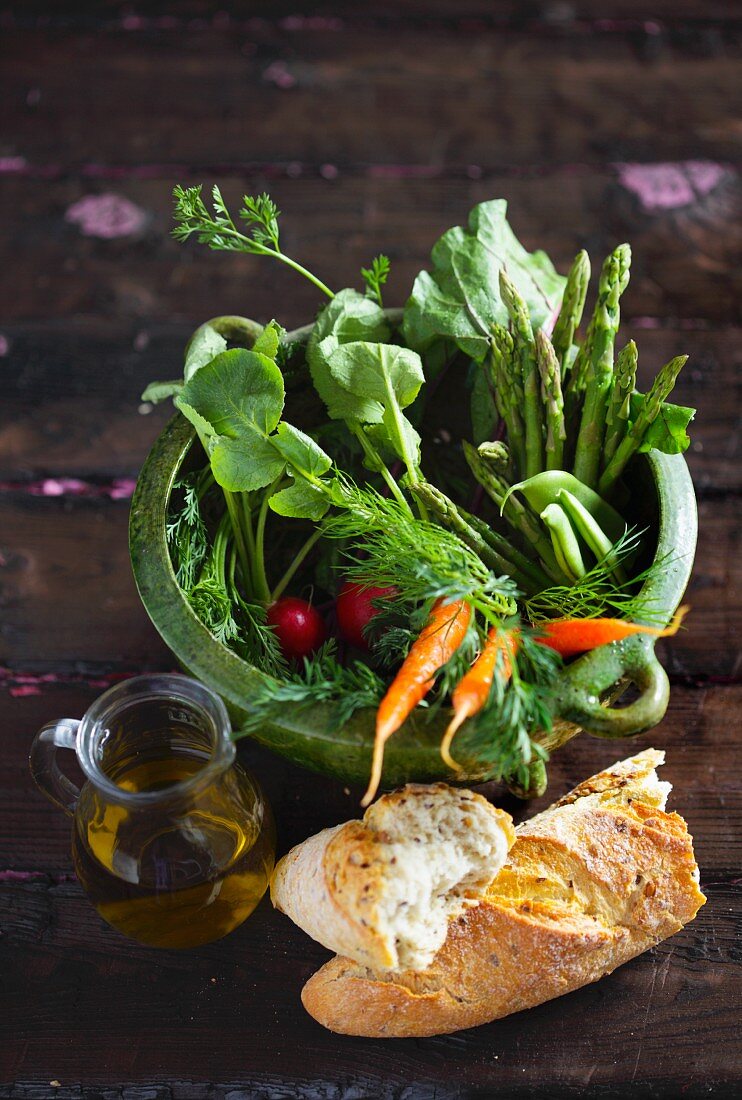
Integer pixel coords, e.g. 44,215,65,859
417,247,689,593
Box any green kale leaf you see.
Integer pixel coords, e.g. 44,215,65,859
403,200,566,362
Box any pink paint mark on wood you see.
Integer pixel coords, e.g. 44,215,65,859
614,161,729,212
0,667,143,693
262,61,297,89
65,193,148,239
0,477,136,500
0,156,28,174
9,684,43,697
279,15,344,31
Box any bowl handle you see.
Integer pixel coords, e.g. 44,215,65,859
553,632,670,738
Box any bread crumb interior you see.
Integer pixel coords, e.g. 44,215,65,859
365,789,511,970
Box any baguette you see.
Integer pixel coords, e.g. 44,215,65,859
271,783,515,971
301,749,705,1037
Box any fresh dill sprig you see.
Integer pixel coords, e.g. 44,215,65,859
525,528,671,624
166,473,209,593
370,624,416,670
324,484,519,621
183,510,286,676
361,254,391,306
240,641,385,734
171,184,334,298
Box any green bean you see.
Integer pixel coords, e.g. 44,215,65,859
556,489,627,583
502,470,626,544
540,503,587,584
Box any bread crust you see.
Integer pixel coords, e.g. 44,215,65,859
270,783,515,971
301,750,706,1037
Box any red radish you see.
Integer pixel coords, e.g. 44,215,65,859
336,581,397,650
267,597,327,662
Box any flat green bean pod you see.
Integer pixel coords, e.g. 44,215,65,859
502,470,626,544
540,502,587,583
556,488,627,583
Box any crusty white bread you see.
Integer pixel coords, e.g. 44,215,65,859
301,750,706,1037
270,783,516,971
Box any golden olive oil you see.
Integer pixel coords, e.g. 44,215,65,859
72,751,275,948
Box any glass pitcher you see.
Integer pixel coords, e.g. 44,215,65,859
29,674,275,948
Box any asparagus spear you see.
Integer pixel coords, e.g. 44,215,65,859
412,482,535,592
572,244,632,489
551,249,591,372
499,271,542,479
460,508,552,591
598,354,688,497
602,340,638,469
463,441,568,584
479,440,512,477
487,324,526,476
535,330,566,471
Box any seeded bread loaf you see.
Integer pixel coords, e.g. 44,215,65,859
270,783,516,971
301,750,705,1037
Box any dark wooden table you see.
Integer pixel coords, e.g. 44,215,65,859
1,2,740,1096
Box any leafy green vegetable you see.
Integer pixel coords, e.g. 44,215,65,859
184,324,228,382
307,289,391,421
268,481,329,521
176,347,286,492
141,380,183,404
470,363,499,445
403,199,566,362
630,393,695,455
327,341,425,473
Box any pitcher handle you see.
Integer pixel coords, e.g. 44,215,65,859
29,719,82,816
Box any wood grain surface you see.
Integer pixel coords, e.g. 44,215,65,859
0,2,739,1097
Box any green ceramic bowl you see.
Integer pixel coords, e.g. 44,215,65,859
129,317,697,793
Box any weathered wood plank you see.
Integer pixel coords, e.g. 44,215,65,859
2,26,740,168
0,879,737,1094
4,1,740,26
1,686,739,1094
0,320,738,492
1,171,739,330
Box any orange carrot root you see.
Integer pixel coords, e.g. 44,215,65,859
538,605,689,659
362,599,471,807
440,630,519,771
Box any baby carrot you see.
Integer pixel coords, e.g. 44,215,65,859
440,629,519,771
362,599,471,807
536,606,687,659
